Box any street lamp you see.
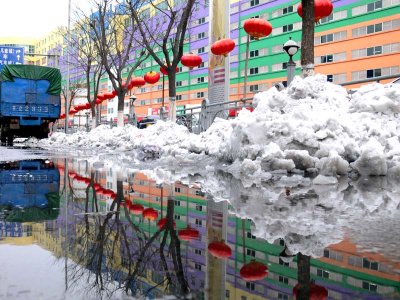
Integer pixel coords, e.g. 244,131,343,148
283,37,300,86
129,95,137,126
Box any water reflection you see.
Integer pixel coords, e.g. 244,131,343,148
1,158,399,299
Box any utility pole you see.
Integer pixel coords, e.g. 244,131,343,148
65,0,72,133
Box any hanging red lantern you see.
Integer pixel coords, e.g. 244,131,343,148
293,283,328,300
143,207,158,221
160,65,179,75
144,71,161,84
240,260,268,281
157,217,176,229
211,38,235,57
112,90,118,97
208,241,232,259
97,93,106,101
103,189,115,197
103,91,115,99
130,77,146,88
95,98,102,105
59,113,65,119
178,226,199,241
69,107,78,114
93,183,102,191
181,53,202,70
244,18,272,39
84,103,91,109
297,0,333,22
130,203,144,215
68,171,77,178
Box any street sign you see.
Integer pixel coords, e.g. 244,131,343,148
0,46,24,65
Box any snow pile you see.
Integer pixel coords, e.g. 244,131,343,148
37,74,400,180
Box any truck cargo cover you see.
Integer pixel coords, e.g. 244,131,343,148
0,65,62,95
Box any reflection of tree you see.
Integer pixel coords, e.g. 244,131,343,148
65,175,189,298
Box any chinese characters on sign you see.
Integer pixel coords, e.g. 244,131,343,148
0,46,24,65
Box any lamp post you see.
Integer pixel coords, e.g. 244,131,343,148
283,37,300,87
129,95,137,126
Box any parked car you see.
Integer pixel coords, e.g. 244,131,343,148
137,115,159,129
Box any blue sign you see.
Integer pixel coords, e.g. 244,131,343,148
0,46,24,65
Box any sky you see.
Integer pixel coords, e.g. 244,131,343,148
0,0,90,39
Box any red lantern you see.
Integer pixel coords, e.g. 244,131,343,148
160,65,179,75
244,18,272,39
130,203,144,215
68,171,77,179
293,283,328,300
211,38,235,57
181,53,202,70
144,71,161,84
157,217,176,229
95,98,102,105
84,103,91,109
240,260,268,281
103,189,115,197
143,208,158,221
112,90,118,97
59,113,65,119
97,93,106,101
208,241,232,259
130,77,146,88
69,107,78,114
103,91,115,100
93,183,102,191
178,226,199,241
297,0,333,22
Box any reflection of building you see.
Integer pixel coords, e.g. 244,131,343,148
37,159,400,299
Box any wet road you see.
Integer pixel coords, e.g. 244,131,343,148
0,151,399,299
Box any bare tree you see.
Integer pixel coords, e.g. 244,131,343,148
84,0,149,127
300,0,315,77
127,0,200,122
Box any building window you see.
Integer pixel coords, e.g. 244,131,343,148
367,23,383,34
283,5,293,15
195,248,202,255
283,24,293,32
279,258,290,267
198,47,205,54
197,77,205,83
249,49,259,58
176,81,182,87
363,258,379,270
367,0,382,12
246,249,255,257
199,62,205,68
362,281,378,292
327,74,333,82
246,282,255,290
195,263,202,271
174,200,181,206
320,13,334,23
195,219,203,226
176,95,182,101
247,231,256,239
197,91,204,98
174,214,181,220
226,290,230,298
175,187,181,192
278,293,289,300
317,269,330,278
195,204,203,211
282,62,288,70
195,190,204,196
249,67,259,75
367,45,382,56
320,33,333,44
197,32,205,39
249,85,259,92
321,54,333,63
367,68,381,78
250,0,259,7
279,276,289,284
198,17,205,24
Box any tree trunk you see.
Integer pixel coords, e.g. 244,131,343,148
117,93,125,127
168,72,177,122
296,253,311,300
300,0,315,77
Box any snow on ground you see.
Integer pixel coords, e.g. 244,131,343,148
36,74,400,183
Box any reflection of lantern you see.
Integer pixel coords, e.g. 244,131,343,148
297,0,333,22
160,65,179,75
240,260,268,281
211,38,235,57
243,18,272,39
130,77,146,88
178,226,199,241
208,241,232,259
157,217,176,229
144,71,160,84
143,208,158,220
130,203,144,215
181,53,202,70
293,283,328,300
68,171,77,178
